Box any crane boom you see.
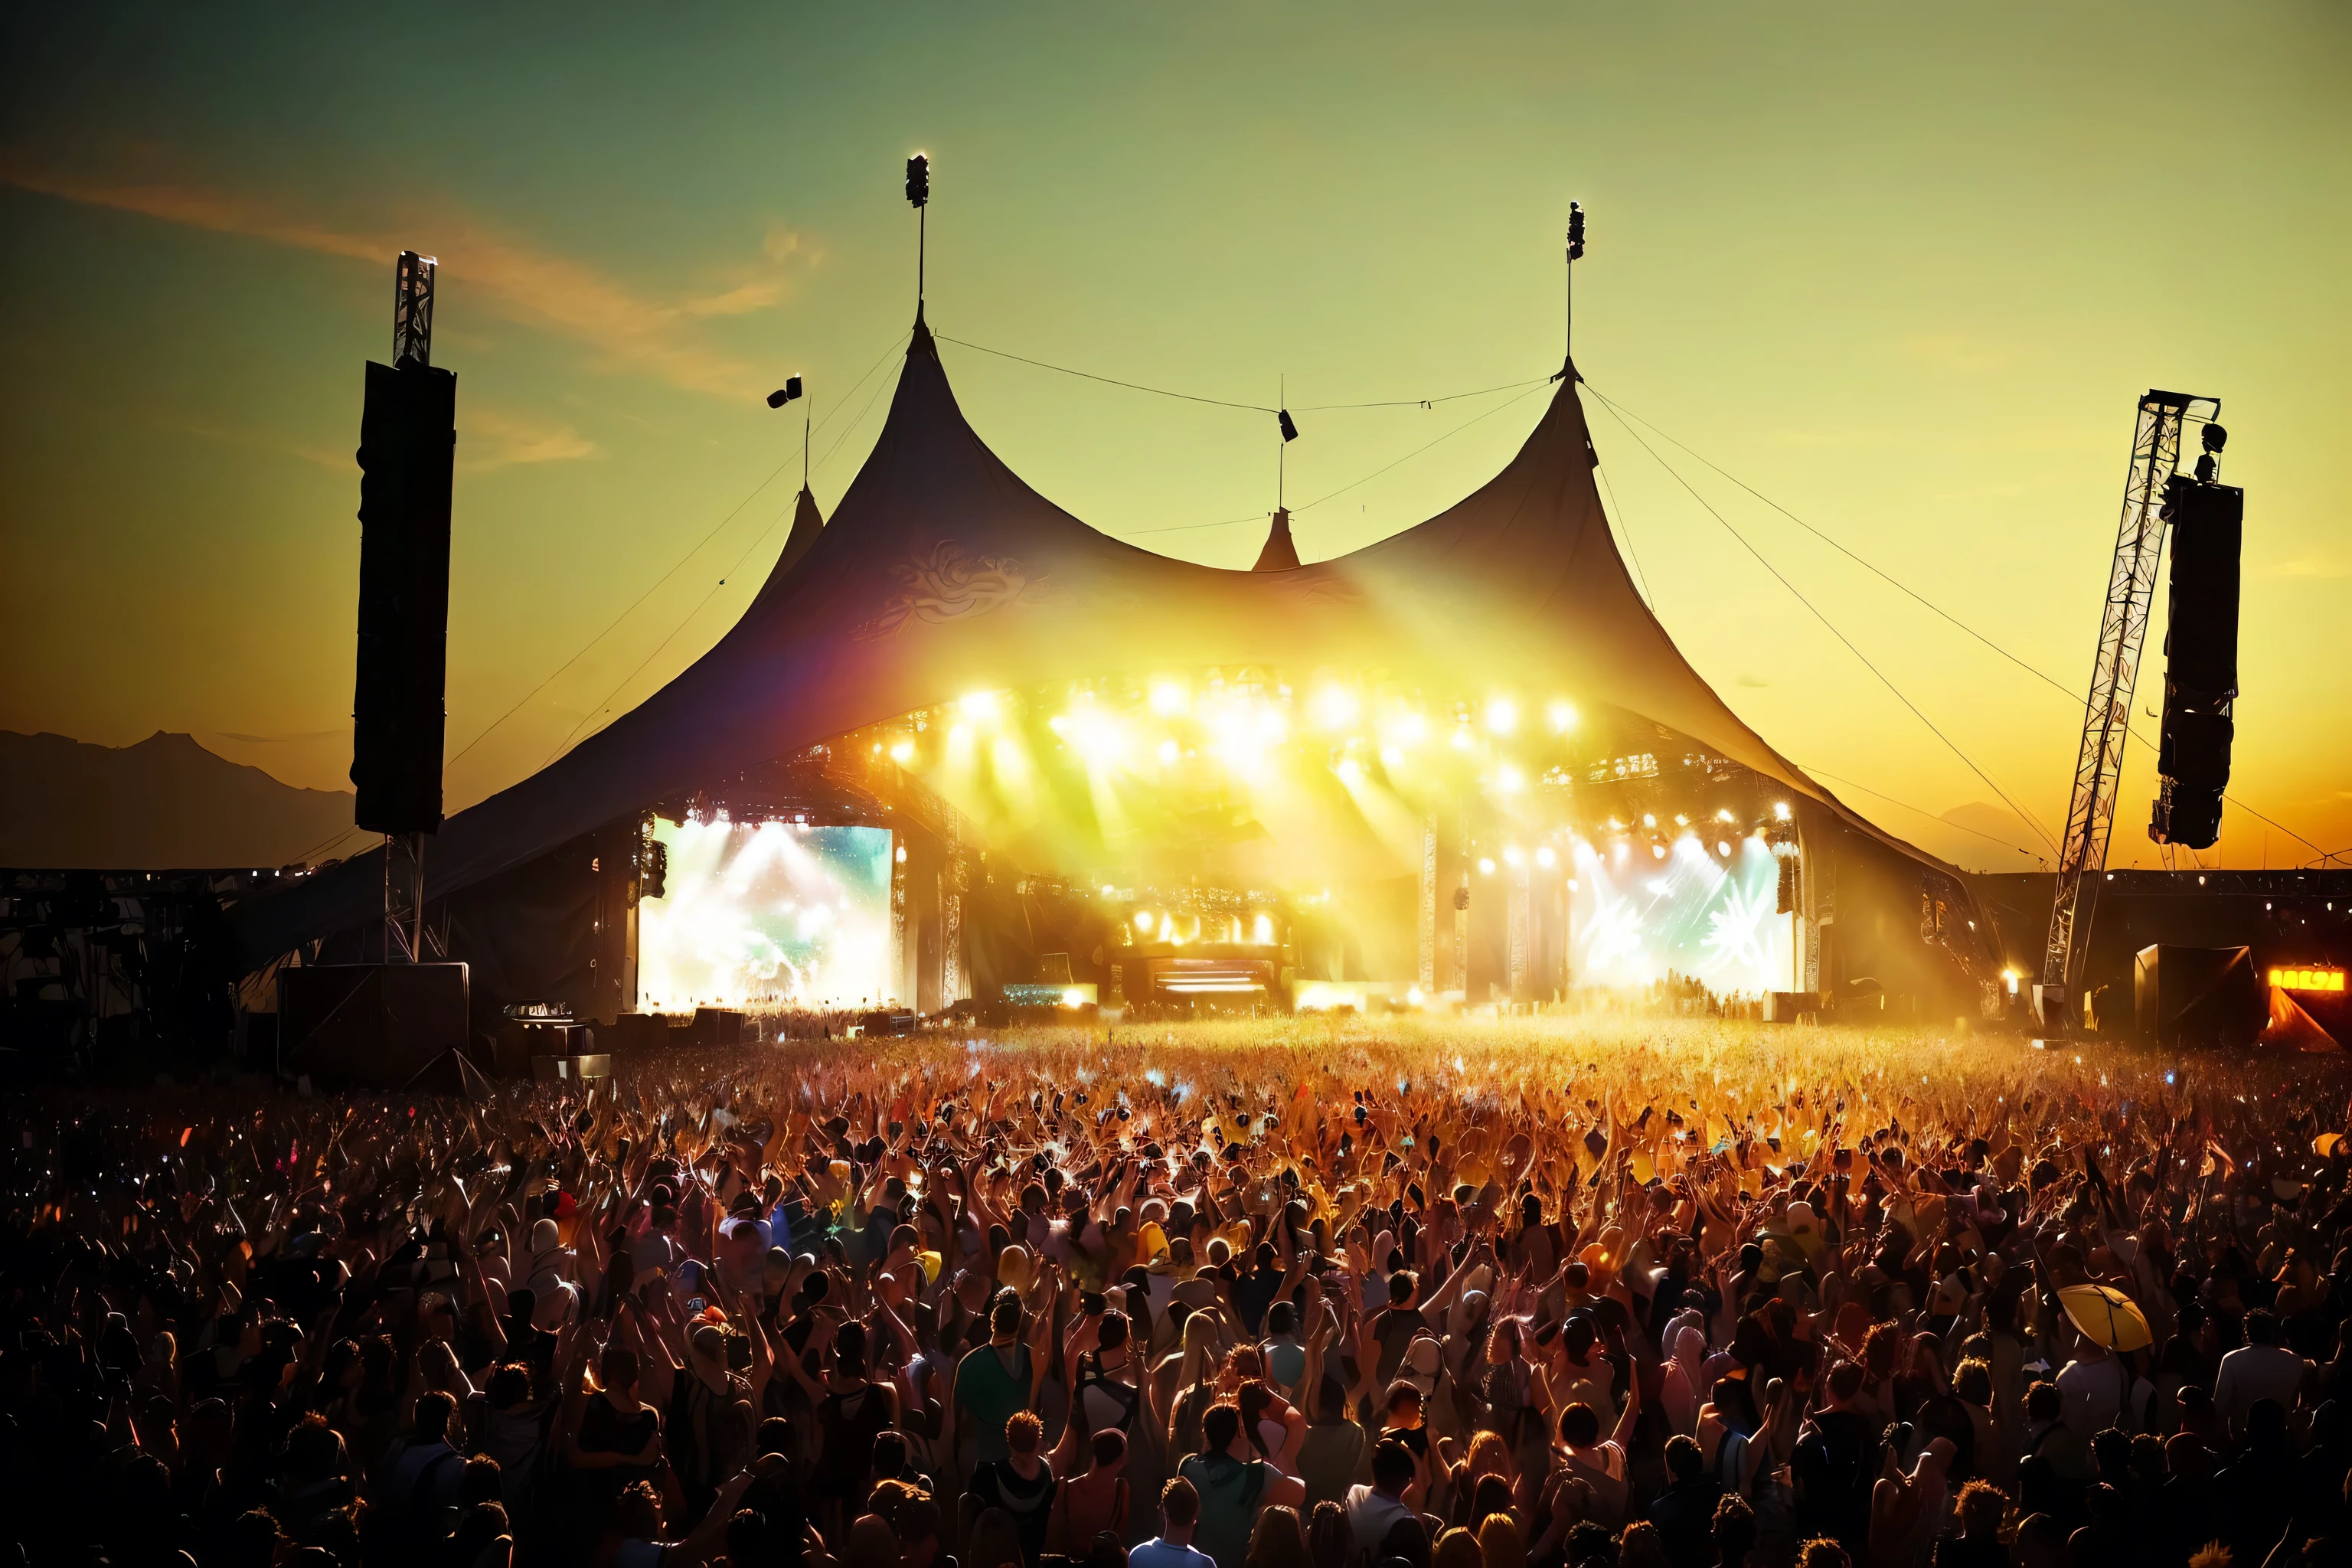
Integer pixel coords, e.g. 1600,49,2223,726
2038,387,2218,1024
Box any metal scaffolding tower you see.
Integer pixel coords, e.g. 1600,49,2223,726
2038,387,2220,1022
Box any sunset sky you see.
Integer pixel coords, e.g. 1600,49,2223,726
3,2,2345,874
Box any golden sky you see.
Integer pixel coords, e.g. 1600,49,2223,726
2,2,2346,873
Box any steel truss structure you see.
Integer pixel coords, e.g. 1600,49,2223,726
2041,387,2220,1015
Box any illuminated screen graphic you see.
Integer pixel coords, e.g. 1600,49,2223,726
639,818,893,1011
1570,835,1792,995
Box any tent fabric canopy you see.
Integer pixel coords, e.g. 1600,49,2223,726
234,312,1954,964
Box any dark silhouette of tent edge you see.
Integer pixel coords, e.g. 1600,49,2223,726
231,310,1969,966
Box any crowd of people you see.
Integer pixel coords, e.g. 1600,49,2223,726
4,1017,2350,1568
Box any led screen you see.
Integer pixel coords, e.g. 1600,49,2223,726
639,818,893,1011
1570,835,1792,995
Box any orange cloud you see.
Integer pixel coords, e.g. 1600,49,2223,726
462,407,600,470
0,158,799,401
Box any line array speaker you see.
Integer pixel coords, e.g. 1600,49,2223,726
2150,477,2243,850
351,360,457,835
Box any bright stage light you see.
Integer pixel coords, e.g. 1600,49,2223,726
1056,707,1125,762
1497,764,1525,793
639,818,891,1009
1547,700,1578,733
1504,845,1525,867
1570,828,1788,993
1485,697,1518,734
1253,913,1274,945
1773,802,1792,822
889,739,914,763
1450,725,1474,752
960,690,1002,720
1134,910,1154,930
1716,808,1735,823
1311,684,1358,730
1642,813,1657,828
1061,988,1086,1008
1149,680,1188,715
1651,844,1667,859
1478,856,1497,875
1536,844,1557,868
1387,710,1428,747
1406,985,1425,1005
1716,841,1731,857
1380,746,1403,768
1158,738,1180,765
1336,757,1363,783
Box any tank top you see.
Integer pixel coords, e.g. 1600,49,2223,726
957,1342,1032,1465
815,1383,892,1495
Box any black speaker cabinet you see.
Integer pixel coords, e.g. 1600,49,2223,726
2134,944,2263,1048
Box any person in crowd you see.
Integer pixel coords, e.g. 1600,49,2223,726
1132,1476,1217,1568
9,1023,2352,1568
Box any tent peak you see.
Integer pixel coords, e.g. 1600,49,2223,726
1252,508,1300,572
909,304,936,360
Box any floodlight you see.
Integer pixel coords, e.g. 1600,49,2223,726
766,375,804,409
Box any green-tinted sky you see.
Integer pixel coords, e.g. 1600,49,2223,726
4,2,2346,873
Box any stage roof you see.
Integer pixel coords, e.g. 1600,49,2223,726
234,312,1958,964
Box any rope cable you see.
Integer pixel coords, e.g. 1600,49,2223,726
1107,383,1550,542
1285,384,1549,517
936,332,1547,416
442,330,909,774
540,336,915,766
1792,761,2044,861
936,335,1274,412
1590,452,1656,615
1584,385,2337,869
1584,386,2065,857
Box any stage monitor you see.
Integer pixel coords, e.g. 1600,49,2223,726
637,818,893,1011
1570,835,1792,995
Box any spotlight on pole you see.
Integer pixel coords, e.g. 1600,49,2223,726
905,153,930,208
1567,201,1586,263
1277,409,1298,443
766,375,803,410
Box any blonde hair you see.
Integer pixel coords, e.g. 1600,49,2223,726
1464,1429,1512,1481
1477,1511,1528,1568
1174,1312,1220,1388
1433,1527,1486,1568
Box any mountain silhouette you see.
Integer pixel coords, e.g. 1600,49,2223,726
0,730,358,869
